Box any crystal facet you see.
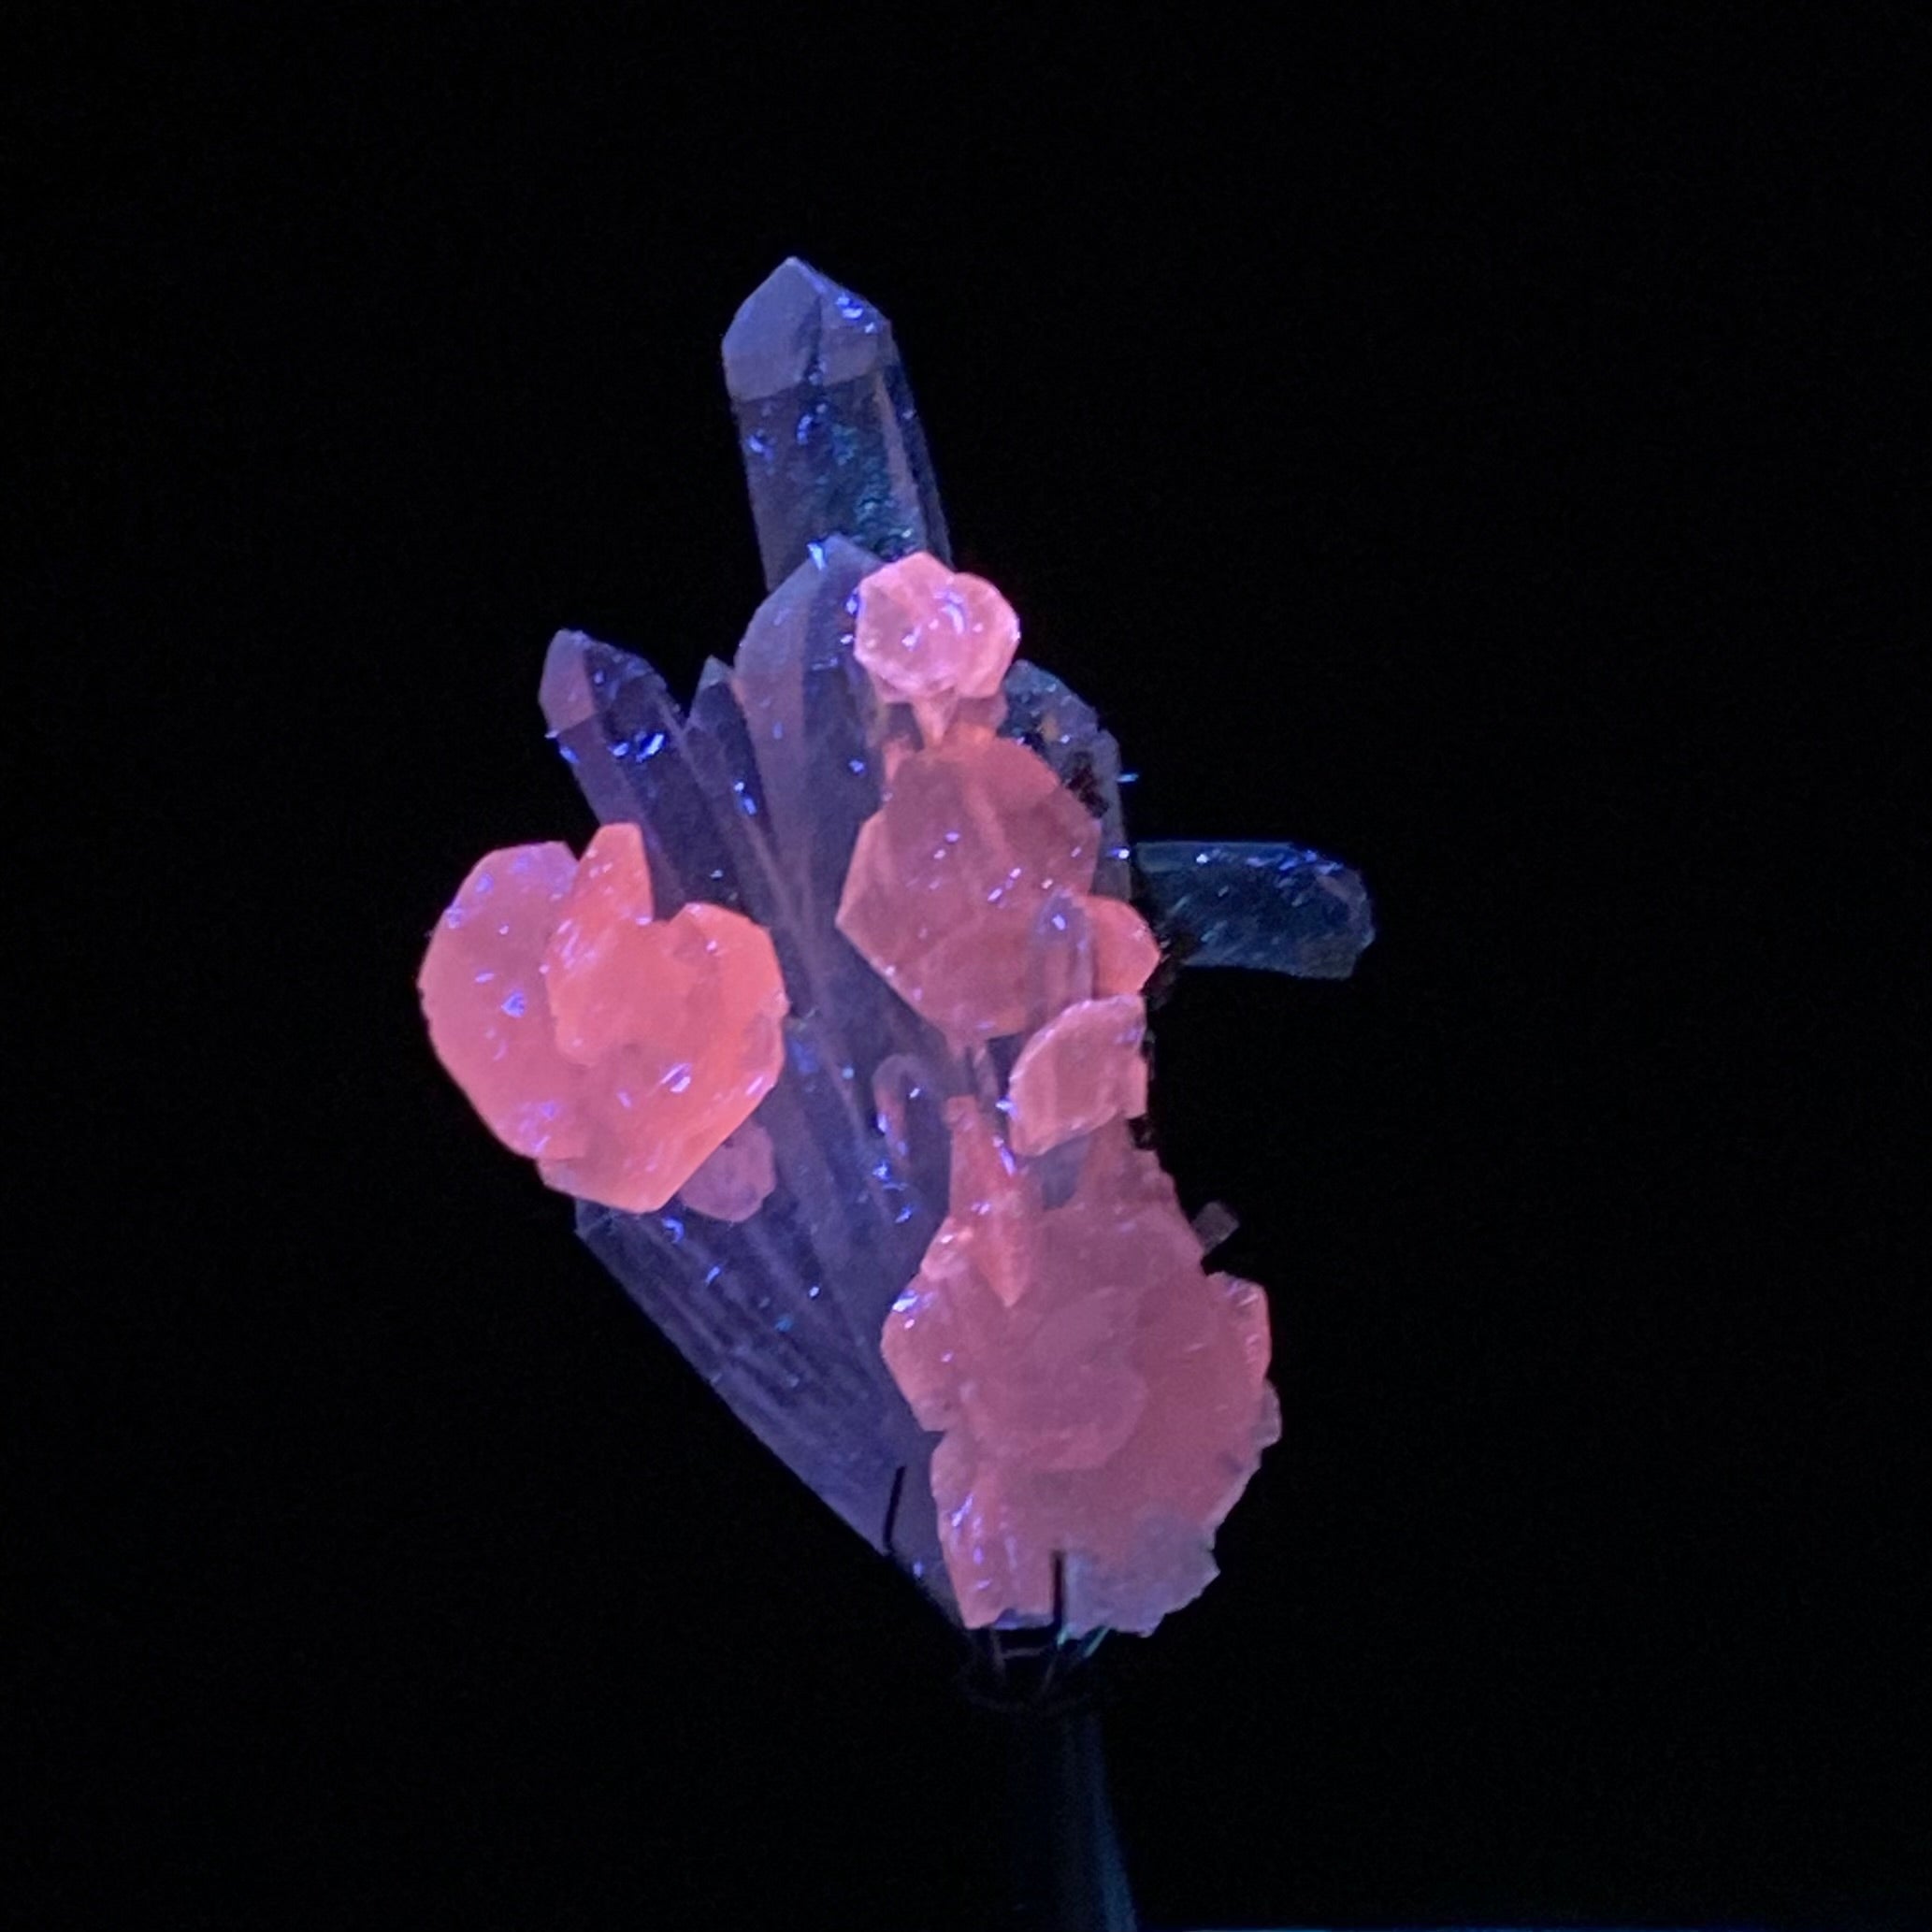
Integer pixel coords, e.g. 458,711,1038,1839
1005,994,1149,1158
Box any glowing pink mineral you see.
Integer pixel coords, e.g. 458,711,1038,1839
1004,994,1149,1158
853,551,1021,745
882,1103,1280,1633
677,1121,778,1224
835,733,1102,1044
419,822,787,1214
1085,895,1161,997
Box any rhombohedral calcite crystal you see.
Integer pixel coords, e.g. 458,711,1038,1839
417,259,1372,1634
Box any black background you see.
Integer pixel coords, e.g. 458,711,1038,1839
16,9,1926,1929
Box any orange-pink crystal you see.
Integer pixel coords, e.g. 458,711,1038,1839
417,841,591,1162
881,1104,1278,1632
419,822,786,1214
1085,895,1161,997
678,1121,778,1224
1004,994,1149,1157
835,734,1101,1044
852,551,1020,745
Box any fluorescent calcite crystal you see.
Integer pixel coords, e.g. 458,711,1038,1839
1084,896,1161,998
419,822,786,1213
419,841,589,1161
836,733,1102,1045
419,259,1373,1637
679,1121,778,1224
883,1108,1278,1633
853,551,1020,744
1005,994,1149,1158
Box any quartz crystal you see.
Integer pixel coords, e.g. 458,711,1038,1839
723,259,951,592
1135,840,1375,978
418,260,1373,1635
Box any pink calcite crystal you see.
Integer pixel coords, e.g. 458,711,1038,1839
1004,994,1149,1158
418,840,590,1161
677,1121,778,1223
853,551,1020,745
419,822,786,1213
835,734,1103,1044
1085,894,1161,997
883,1103,1279,1633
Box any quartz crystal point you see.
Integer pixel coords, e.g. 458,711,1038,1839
1135,839,1376,979
724,258,951,592
420,259,1372,1636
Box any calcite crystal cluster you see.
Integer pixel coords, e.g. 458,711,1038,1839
418,260,1372,1634
420,823,786,1216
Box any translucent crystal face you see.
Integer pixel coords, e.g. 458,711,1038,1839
417,259,1371,1635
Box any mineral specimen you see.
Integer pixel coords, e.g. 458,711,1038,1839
418,259,1372,1636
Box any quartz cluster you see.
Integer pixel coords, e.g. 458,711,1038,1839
417,259,1372,1635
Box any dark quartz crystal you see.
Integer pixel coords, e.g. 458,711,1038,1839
1133,841,1375,978
723,259,951,593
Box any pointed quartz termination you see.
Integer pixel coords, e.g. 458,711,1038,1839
1134,840,1376,978
723,258,952,592
540,631,745,918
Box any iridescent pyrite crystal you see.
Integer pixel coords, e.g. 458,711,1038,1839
418,260,1373,1634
